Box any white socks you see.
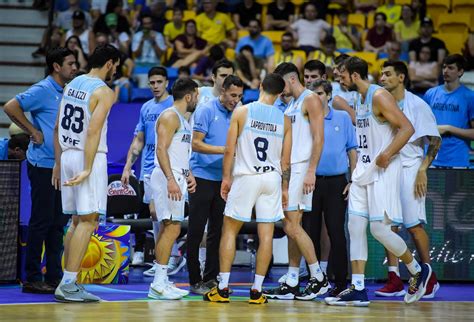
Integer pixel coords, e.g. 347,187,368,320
60,270,78,286
218,272,230,290
406,259,422,276
286,266,299,287
388,265,400,277
320,261,328,274
308,262,324,281
352,274,365,290
252,274,265,292
153,264,168,285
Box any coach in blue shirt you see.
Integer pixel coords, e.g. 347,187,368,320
303,80,357,295
424,54,474,168
3,48,77,294
187,76,244,293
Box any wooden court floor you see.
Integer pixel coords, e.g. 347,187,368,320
0,300,473,321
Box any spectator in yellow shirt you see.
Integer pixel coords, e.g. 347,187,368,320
196,0,237,48
394,5,420,51
330,9,361,51
376,0,402,27
163,7,185,48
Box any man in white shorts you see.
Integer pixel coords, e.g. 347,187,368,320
203,73,291,304
147,78,198,300
377,60,441,298
265,62,329,301
52,44,120,302
326,56,432,307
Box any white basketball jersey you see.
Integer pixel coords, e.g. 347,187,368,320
154,107,192,175
233,102,285,176
59,75,108,153
353,84,396,176
284,89,313,164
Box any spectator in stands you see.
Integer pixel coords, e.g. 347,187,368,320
409,45,439,95
142,0,168,33
463,32,474,71
132,14,166,68
376,0,401,27
424,54,474,168
232,0,262,31
409,17,446,66
265,0,295,31
65,35,88,71
272,32,304,73
308,35,338,70
192,44,225,83
0,124,29,160
196,0,237,48
290,3,330,54
90,0,128,22
32,26,64,58
395,4,420,54
235,45,262,90
163,6,185,49
330,9,361,51
235,19,274,72
364,12,394,56
63,10,95,55
93,0,131,54
178,66,191,79
354,0,378,13
3,48,76,294
168,19,208,68
56,0,92,31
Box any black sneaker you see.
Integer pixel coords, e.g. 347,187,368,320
263,282,300,300
328,284,346,297
295,274,330,300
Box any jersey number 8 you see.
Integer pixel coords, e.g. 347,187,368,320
254,137,269,162
61,103,85,134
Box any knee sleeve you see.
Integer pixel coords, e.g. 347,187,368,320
348,215,368,261
370,221,407,257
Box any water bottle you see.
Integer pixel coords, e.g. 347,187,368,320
98,214,107,226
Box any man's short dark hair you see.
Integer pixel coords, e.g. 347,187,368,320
148,66,168,79
209,45,225,61
46,47,75,74
374,12,387,22
304,60,326,76
383,60,410,87
239,44,254,54
8,133,29,153
309,79,332,95
178,66,191,75
443,54,465,71
282,32,293,39
262,73,286,95
222,75,244,90
322,35,336,46
212,59,234,76
344,56,368,80
274,62,300,80
88,44,121,69
334,53,350,66
171,78,198,100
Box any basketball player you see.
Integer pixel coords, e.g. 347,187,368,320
265,62,329,301
203,73,291,304
325,57,431,307
52,44,120,302
147,78,198,300
197,59,235,107
378,60,441,298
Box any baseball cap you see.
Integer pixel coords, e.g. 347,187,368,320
420,17,433,27
105,13,118,27
72,10,85,20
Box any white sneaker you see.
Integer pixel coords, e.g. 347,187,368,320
148,283,183,300
278,268,309,284
168,256,187,275
132,251,144,266
167,281,189,297
143,261,157,277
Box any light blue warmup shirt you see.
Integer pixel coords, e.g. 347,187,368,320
16,76,63,168
316,106,358,176
134,95,174,179
424,84,474,167
274,97,290,113
235,35,275,59
0,138,8,160
190,98,232,181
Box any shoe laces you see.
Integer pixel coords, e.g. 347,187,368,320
408,272,420,293
337,285,355,297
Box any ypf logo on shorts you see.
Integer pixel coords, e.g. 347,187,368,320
107,181,137,196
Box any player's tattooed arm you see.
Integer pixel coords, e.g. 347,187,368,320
282,167,291,188
420,136,441,171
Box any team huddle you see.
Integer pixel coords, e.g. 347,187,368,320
51,43,445,306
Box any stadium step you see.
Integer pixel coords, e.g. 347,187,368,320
0,65,44,84
0,7,47,27
0,26,44,45
0,45,45,64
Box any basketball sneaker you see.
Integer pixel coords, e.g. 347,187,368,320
143,261,157,277
167,281,189,297
263,282,300,300
131,251,145,266
190,281,211,295
203,287,230,303
404,263,432,304
249,289,268,304
324,285,370,307
374,272,406,297
423,271,440,299
148,282,183,300
168,256,187,275
54,282,101,303
277,267,310,284
295,275,330,300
